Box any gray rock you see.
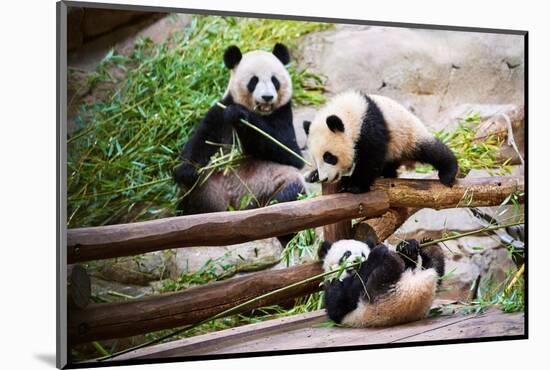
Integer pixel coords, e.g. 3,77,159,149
87,250,175,286
297,25,524,131
169,238,283,279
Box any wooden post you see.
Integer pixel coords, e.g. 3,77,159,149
68,264,91,310
322,182,353,242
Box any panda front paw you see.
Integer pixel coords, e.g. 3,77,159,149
396,239,420,268
438,170,456,187
305,169,319,183
339,178,365,194
223,104,249,127
174,162,199,187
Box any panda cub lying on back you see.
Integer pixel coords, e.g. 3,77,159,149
304,91,458,193
319,238,445,327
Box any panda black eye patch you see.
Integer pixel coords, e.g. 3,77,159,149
247,76,259,92
323,151,338,165
339,250,352,264
271,76,280,90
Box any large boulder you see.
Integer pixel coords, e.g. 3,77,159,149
297,25,524,131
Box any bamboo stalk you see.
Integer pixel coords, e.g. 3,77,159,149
216,102,312,167
419,221,524,247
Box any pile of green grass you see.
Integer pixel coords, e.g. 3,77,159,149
416,113,513,176
68,15,331,228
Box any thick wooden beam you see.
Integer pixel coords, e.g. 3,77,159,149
372,176,523,209
68,262,324,344
322,182,353,242
68,191,389,264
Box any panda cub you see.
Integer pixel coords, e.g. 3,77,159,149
303,91,458,193
174,43,305,216
318,238,445,327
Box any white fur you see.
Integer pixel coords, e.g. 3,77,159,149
322,239,370,280
306,90,433,181
342,268,438,327
307,91,367,182
368,94,432,160
225,50,292,115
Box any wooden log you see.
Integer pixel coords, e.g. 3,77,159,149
372,176,523,209
355,175,524,243
354,207,418,243
322,182,352,242
68,262,324,344
67,264,91,310
68,191,389,264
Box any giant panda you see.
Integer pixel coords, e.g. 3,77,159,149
318,238,445,327
174,44,306,226
303,90,458,193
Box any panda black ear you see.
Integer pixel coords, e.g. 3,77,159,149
326,115,345,133
223,45,242,69
318,241,332,260
365,236,378,250
303,120,311,135
272,43,290,65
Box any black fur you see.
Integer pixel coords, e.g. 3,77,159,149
271,76,281,91
321,239,445,324
175,93,304,191
326,115,345,133
323,245,403,323
272,43,290,65
396,239,420,270
224,99,304,169
318,240,332,260
273,181,306,204
339,94,457,193
247,76,259,92
381,161,401,178
303,120,311,135
340,95,389,193
223,45,242,69
413,140,458,186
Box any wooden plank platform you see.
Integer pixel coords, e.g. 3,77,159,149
114,307,524,361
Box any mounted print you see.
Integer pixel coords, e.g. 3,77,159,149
57,1,527,368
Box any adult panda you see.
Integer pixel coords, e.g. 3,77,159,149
318,238,445,327
174,44,306,221
303,90,458,193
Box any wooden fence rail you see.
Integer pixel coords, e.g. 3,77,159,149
67,176,524,344
68,191,389,264
68,176,522,264
69,262,324,344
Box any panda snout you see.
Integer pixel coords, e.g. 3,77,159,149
261,95,274,102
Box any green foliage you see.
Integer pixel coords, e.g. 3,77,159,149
417,113,513,176
68,15,331,227
464,267,525,314
160,254,238,292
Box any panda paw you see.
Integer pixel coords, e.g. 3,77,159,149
396,239,419,267
173,162,199,187
305,169,319,183
438,170,456,187
339,178,365,194
223,104,249,127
